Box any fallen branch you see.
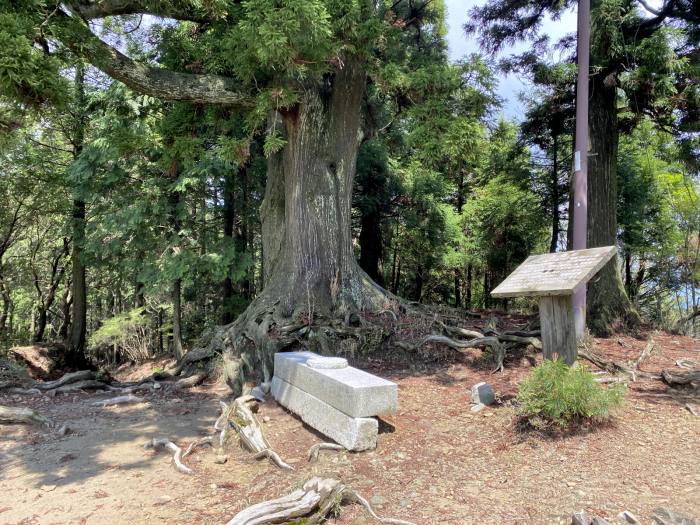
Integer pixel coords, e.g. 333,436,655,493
662,369,700,388
226,395,293,470
169,372,207,391
183,436,214,458
225,477,416,525
578,348,635,377
145,438,192,475
0,405,51,426
215,400,232,447
634,340,655,369
6,387,41,395
35,370,95,391
92,394,144,407
308,442,345,463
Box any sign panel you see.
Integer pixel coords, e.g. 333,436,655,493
491,246,617,298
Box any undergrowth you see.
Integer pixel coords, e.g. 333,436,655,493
517,358,625,429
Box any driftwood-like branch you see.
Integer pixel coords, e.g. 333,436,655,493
183,436,214,458
0,405,51,426
578,348,636,377
226,477,416,525
308,442,345,463
48,379,111,394
145,438,192,475
226,395,293,470
634,340,655,369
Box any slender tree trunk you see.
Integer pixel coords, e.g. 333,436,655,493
454,270,461,308
68,63,89,368
584,69,639,335
358,210,384,286
413,266,423,302
550,133,560,253
0,273,10,336
222,169,236,324
168,159,184,359
466,263,472,308
483,269,490,309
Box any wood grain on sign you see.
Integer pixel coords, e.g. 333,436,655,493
491,246,617,299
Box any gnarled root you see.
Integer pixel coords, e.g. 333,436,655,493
226,477,416,525
35,370,96,391
0,405,51,426
308,442,345,463
225,395,293,470
145,438,192,475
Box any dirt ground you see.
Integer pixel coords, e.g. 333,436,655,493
1,329,699,525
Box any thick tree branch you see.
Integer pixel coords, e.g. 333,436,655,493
51,10,253,107
68,0,215,23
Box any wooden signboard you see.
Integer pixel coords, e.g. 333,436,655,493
491,246,617,364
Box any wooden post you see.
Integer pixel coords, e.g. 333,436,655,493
538,295,577,365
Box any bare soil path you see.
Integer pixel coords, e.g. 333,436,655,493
1,331,698,525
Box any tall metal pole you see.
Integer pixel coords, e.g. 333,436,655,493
572,0,590,338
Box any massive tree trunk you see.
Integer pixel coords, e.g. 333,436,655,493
219,62,389,389
585,70,639,335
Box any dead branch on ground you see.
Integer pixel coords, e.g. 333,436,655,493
183,436,214,458
225,395,293,470
308,442,345,462
34,370,96,390
145,437,192,475
662,369,700,389
225,477,415,525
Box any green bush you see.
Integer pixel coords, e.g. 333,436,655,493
517,359,625,428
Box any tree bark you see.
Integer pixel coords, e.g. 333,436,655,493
358,210,384,286
257,62,384,318
222,169,237,324
168,160,184,359
585,70,639,335
466,263,473,308
68,63,89,368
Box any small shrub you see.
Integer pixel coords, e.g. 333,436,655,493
517,359,625,428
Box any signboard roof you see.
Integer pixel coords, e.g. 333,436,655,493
490,246,617,298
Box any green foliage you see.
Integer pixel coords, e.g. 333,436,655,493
517,359,625,427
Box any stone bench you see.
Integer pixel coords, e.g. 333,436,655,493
271,351,398,451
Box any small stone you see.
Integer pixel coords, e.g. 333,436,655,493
370,495,386,507
685,403,699,417
470,403,486,413
260,382,271,394
572,511,591,525
591,518,612,525
618,511,641,524
214,455,228,464
652,507,699,525
152,382,161,390
470,382,495,406
250,386,266,402
55,424,70,437
209,483,218,490
262,416,271,423
154,495,172,505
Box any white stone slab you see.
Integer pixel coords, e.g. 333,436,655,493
491,246,617,298
273,351,397,418
271,376,377,451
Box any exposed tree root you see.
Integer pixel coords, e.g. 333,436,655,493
578,348,637,378
308,442,345,462
183,436,214,458
225,477,416,525
35,370,96,390
169,372,207,391
145,438,192,475
225,395,293,470
662,369,700,389
92,394,144,407
0,405,51,426
397,334,506,372
47,379,112,395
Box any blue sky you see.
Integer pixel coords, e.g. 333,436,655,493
444,0,578,120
